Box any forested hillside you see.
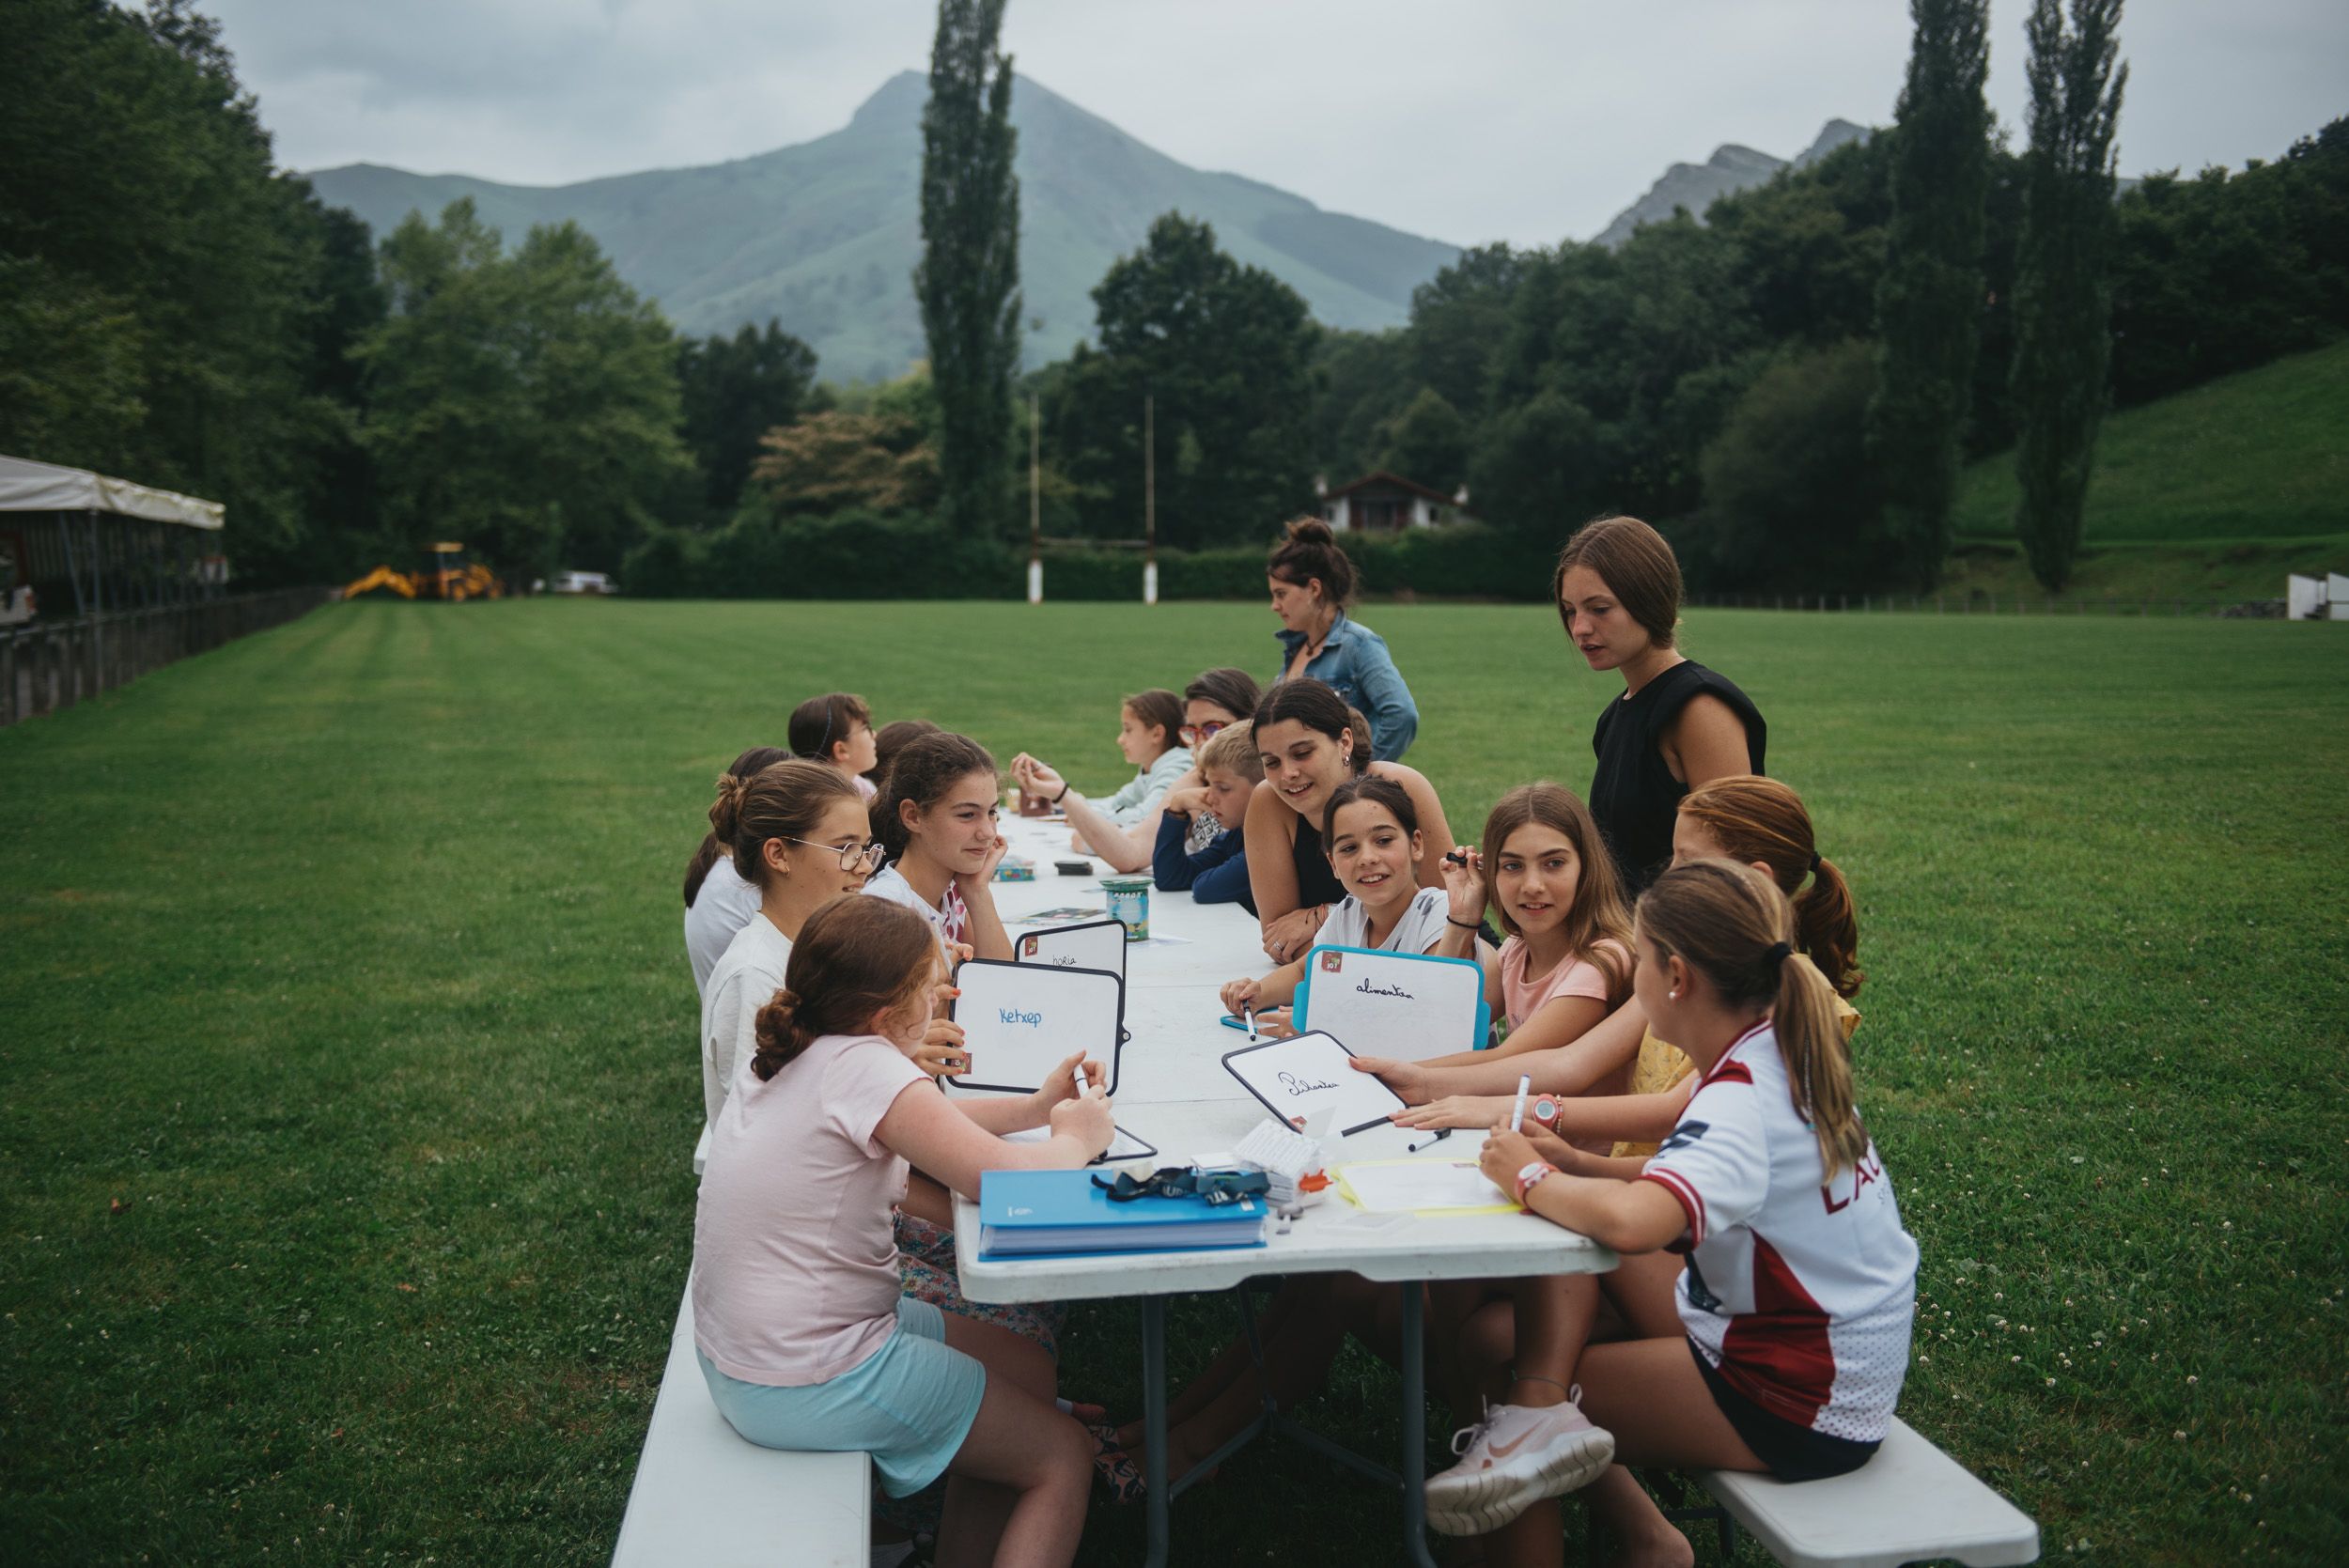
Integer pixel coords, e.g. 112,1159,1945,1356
310,72,1459,382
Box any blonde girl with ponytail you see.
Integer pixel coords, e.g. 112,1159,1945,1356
1384,774,1864,1162
1439,860,1917,1550
1602,774,1864,1157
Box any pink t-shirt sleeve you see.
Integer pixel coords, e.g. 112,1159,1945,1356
1539,940,1627,1006
821,1036,930,1157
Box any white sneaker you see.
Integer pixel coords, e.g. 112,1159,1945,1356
1423,1394,1616,1536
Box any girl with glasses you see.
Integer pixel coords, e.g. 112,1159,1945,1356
1170,667,1263,855
701,760,897,1126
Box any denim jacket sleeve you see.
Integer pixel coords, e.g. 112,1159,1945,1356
1274,614,1419,763
1342,622,1418,763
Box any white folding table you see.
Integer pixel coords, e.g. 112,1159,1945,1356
959,816,1619,1567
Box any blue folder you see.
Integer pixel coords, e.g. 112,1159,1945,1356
977,1168,1268,1259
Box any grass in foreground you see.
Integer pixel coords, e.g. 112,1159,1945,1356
1,598,2344,1565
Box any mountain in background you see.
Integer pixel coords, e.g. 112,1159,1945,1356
308,71,1460,382
1593,118,1870,248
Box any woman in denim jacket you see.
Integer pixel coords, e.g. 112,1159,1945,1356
1267,518,1420,763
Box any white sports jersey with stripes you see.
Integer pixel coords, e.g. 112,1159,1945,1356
1638,1018,1918,1442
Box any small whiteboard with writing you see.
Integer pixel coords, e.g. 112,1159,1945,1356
950,958,1125,1096
1221,1031,1405,1139
1017,918,1127,980
1291,945,1489,1062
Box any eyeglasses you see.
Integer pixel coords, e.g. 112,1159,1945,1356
1178,720,1229,747
1092,1168,1270,1206
778,836,887,873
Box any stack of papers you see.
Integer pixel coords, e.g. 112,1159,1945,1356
978,1169,1267,1258
1335,1158,1517,1216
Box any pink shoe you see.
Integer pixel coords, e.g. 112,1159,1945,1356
1423,1394,1615,1536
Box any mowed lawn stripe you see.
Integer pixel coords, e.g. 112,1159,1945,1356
0,599,2341,1564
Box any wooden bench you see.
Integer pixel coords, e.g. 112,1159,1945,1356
1687,1418,2040,1568
612,1282,870,1568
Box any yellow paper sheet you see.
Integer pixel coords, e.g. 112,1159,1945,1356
1334,1158,1519,1217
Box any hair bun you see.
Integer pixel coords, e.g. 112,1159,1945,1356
1286,516,1335,546
709,771,748,841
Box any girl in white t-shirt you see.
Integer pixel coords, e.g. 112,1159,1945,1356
1435,858,1917,1558
682,745,792,999
863,731,1014,961
1008,688,1193,875
1218,776,1486,1029
700,758,902,1126
694,895,1116,1566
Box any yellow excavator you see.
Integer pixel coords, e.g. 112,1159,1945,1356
344,542,504,601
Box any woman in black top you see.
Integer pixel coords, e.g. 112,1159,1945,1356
1555,516,1766,892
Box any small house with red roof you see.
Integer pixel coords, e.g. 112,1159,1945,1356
1315,471,1475,533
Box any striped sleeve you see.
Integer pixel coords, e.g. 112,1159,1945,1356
1640,1073,1769,1249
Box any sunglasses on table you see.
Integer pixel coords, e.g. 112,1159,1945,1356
1091,1168,1269,1206
1178,720,1229,746
777,836,888,873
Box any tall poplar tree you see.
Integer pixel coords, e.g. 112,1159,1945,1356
1866,0,1992,590
915,0,1021,537
2011,0,2126,592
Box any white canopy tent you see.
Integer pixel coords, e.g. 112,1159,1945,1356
0,454,229,646
0,455,226,532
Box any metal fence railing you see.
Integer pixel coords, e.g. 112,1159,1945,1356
1,587,331,728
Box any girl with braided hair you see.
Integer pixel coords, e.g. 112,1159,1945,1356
693,896,1115,1566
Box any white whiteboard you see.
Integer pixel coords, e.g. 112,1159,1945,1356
1292,945,1489,1062
1017,918,1128,980
949,958,1125,1095
1003,1123,1159,1163
1221,1030,1405,1139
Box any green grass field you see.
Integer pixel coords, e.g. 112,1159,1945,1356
1941,338,2349,602
3,599,2344,1566
1952,338,2349,545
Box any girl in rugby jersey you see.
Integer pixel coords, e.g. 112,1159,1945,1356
1430,858,1918,1560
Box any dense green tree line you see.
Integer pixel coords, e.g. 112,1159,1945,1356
0,0,817,589
1283,106,2349,593
7,0,2344,599
0,0,379,584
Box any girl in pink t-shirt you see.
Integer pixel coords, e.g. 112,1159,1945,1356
693,896,1114,1567
1351,784,1642,1554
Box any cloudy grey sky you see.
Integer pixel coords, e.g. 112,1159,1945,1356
210,0,2346,246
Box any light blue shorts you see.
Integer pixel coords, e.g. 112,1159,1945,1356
698,1296,987,1498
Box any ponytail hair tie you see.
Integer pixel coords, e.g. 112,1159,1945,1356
1765,940,1794,967
1808,852,1823,875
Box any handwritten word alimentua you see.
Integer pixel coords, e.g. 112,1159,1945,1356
1355,978,1416,1000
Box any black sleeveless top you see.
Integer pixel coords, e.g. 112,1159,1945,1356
1288,811,1347,909
1589,660,1766,893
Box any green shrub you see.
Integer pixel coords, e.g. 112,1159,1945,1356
621,512,1563,601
